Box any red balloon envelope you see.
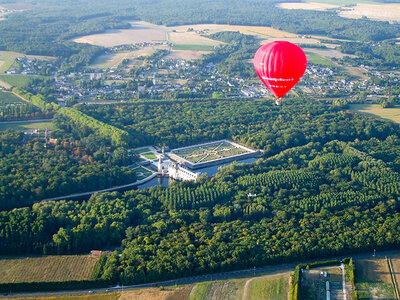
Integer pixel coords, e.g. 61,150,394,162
254,41,307,99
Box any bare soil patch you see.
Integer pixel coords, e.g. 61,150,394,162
167,50,211,61
278,2,339,11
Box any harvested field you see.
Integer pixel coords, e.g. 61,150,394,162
339,3,400,23
119,285,193,300
355,258,395,299
0,3,37,10
91,45,169,68
74,21,168,47
168,31,223,47
0,255,98,283
167,50,211,61
305,48,354,59
278,2,339,11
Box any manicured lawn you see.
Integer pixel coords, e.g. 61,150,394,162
142,152,157,160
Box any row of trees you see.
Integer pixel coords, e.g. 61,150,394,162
55,107,131,147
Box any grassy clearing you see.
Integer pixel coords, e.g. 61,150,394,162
0,74,46,88
306,53,335,66
246,275,289,300
355,258,395,299
172,44,216,51
141,153,157,160
188,282,212,300
0,120,53,131
0,91,25,106
349,104,400,124
0,51,18,73
0,255,99,283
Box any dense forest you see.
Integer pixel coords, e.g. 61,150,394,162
2,98,400,284
77,98,396,154
0,130,136,209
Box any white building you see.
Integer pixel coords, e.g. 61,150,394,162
168,162,200,182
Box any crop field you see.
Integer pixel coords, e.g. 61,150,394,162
245,275,289,300
339,3,400,23
355,258,394,299
172,44,216,51
0,255,99,283
14,293,121,300
306,53,335,67
0,120,53,131
0,74,45,88
74,21,167,47
189,279,246,300
91,45,169,68
172,140,252,164
0,91,25,105
278,2,340,11
168,31,223,47
167,50,210,61
349,104,400,124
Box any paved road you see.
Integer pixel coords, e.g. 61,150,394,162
0,118,52,124
3,249,400,298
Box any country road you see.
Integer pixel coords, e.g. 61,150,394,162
0,118,53,124
3,249,400,299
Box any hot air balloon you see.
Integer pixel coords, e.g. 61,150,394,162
254,41,307,105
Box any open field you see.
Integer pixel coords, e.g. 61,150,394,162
245,274,289,300
172,44,216,51
389,256,400,299
0,255,98,283
170,23,322,46
0,120,53,131
168,31,223,48
0,91,25,105
172,140,253,164
13,294,121,300
0,74,46,88
339,3,400,23
74,21,167,47
349,104,400,124
355,258,395,299
279,1,400,23
278,2,340,11
0,51,55,74
91,45,169,68
167,50,211,61
14,286,192,300
306,53,335,67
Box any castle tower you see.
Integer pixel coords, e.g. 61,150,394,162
158,156,163,173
